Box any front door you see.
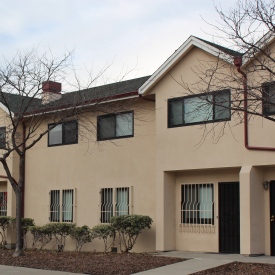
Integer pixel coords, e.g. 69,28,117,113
219,182,240,253
270,182,275,256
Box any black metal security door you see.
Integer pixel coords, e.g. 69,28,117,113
270,182,275,256
219,182,240,253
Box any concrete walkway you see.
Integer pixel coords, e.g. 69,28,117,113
135,251,275,274
0,251,274,275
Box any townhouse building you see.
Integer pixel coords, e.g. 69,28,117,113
0,34,275,255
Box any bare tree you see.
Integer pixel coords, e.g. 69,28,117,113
171,0,275,145
0,49,149,256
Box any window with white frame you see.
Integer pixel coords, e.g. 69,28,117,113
168,90,231,127
97,112,134,141
100,187,130,223
49,189,74,222
0,192,7,216
181,184,214,225
48,121,78,146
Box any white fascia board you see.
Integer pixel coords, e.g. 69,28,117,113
242,31,275,66
139,36,232,96
0,102,13,117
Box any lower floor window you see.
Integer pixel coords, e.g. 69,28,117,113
0,192,7,216
100,187,130,223
50,189,74,222
181,184,214,225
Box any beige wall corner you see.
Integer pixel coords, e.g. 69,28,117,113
240,165,265,255
156,171,175,251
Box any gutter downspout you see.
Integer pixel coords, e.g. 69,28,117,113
234,56,275,151
22,122,26,218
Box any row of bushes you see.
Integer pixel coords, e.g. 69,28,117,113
0,215,153,253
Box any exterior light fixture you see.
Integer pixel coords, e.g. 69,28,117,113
263,181,269,190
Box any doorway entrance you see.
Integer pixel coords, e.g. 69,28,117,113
219,182,240,253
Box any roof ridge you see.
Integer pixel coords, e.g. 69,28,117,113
194,36,243,57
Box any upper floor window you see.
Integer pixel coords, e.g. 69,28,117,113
0,127,6,149
262,81,275,115
97,111,133,141
48,121,78,146
168,90,231,127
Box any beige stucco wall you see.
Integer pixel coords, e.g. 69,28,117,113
149,45,275,255
23,99,156,252
2,41,275,255
175,168,240,252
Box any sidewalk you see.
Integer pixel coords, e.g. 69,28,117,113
135,251,275,275
0,251,274,275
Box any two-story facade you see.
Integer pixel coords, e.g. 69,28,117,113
1,35,275,255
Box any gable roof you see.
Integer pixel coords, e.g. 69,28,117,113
139,36,243,96
0,76,150,115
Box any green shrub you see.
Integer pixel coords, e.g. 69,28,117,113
11,217,35,249
45,223,76,252
30,225,53,250
0,216,11,249
70,225,95,252
111,215,153,252
92,224,116,252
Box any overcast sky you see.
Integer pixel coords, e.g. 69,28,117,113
0,0,233,89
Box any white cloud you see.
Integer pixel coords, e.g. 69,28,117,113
0,0,235,86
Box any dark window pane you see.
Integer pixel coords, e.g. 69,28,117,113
64,122,78,144
0,127,6,149
98,116,115,140
170,100,183,126
263,83,275,115
214,92,230,120
101,188,113,223
0,192,7,216
50,190,60,222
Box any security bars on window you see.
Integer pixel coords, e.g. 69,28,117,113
181,184,214,225
0,192,7,216
100,187,130,223
50,189,74,222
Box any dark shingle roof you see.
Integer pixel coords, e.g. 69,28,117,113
195,37,243,57
0,76,151,115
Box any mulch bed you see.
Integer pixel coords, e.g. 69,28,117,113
0,250,184,275
194,261,275,275
0,250,275,274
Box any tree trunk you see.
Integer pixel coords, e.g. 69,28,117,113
12,188,24,256
12,154,25,257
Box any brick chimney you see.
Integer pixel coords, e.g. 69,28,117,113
41,81,62,104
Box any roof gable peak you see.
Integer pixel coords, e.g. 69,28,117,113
139,36,240,96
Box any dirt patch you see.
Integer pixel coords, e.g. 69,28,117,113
193,261,275,275
0,250,184,274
